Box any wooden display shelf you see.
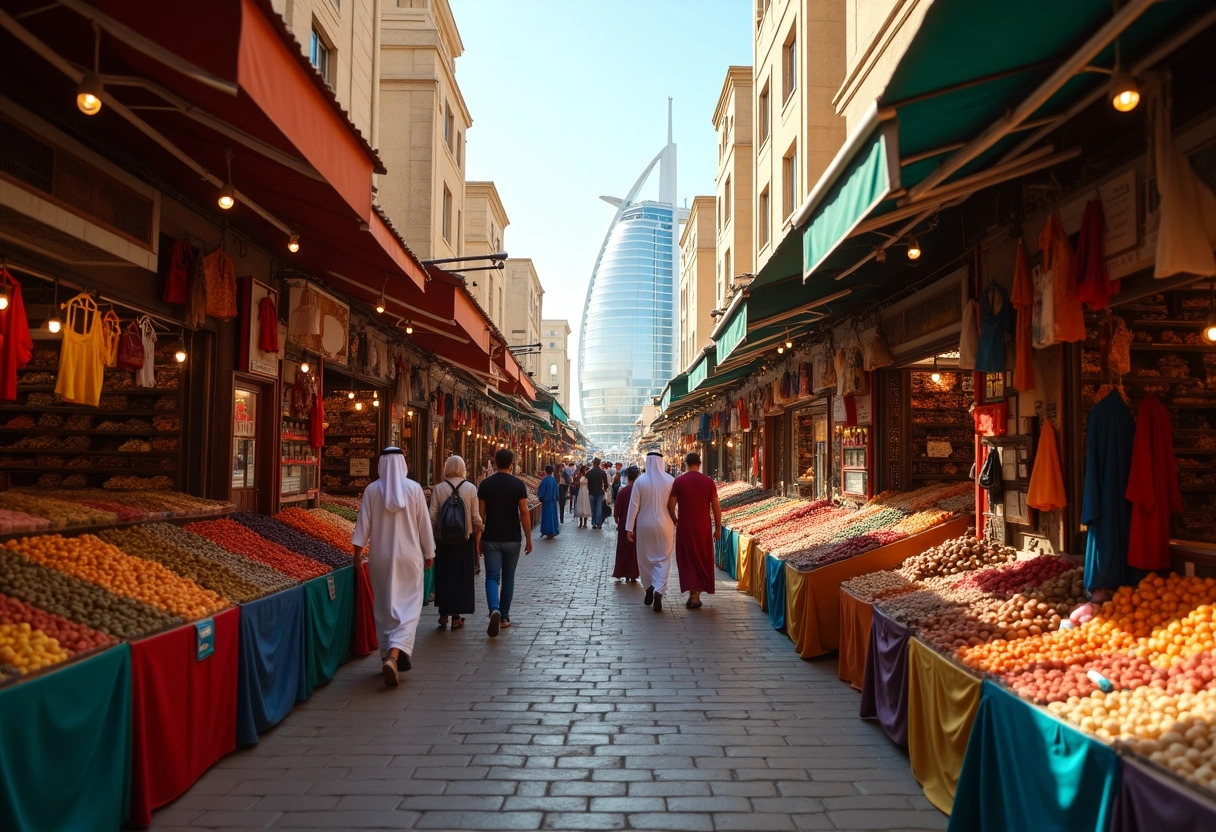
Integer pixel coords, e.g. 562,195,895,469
0,405,173,416
0,506,233,543
0,466,177,474
1129,344,1216,352
0,449,175,457
0,427,179,436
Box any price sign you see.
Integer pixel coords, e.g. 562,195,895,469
349,458,370,477
195,617,215,661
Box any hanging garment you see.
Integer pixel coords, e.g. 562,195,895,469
394,360,410,409
1038,213,1087,343
1010,241,1035,392
1027,421,1067,511
958,299,980,370
1126,395,1182,570
99,310,121,368
1031,264,1057,349
309,385,325,449
135,315,157,388
1149,78,1216,278
162,240,193,305
186,252,207,330
54,293,105,406
257,295,279,354
975,282,1013,373
1075,200,1117,309
289,287,322,338
0,270,33,402
1082,390,1138,592
116,322,144,370
1100,316,1133,377
202,248,237,320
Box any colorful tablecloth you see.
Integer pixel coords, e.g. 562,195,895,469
128,607,240,826
949,680,1120,832
1110,755,1216,831
859,607,911,748
737,533,753,594
765,553,786,631
723,528,738,579
749,541,768,611
0,645,132,832
906,637,981,814
303,566,354,694
235,585,307,746
837,588,873,691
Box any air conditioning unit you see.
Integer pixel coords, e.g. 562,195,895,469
0,97,159,271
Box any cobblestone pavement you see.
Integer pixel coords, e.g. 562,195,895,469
154,520,947,832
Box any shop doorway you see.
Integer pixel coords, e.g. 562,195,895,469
231,382,272,513
791,401,830,501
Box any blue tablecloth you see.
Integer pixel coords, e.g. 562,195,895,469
948,680,1120,832
236,585,307,746
0,645,132,832
765,553,786,632
859,607,911,748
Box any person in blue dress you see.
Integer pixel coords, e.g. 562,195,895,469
538,465,561,540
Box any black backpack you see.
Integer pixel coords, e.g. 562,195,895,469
438,480,469,544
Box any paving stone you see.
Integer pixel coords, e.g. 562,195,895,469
828,809,947,830
414,810,542,829
540,812,626,830
271,810,421,827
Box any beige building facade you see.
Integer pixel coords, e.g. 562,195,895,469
502,258,545,377
713,66,755,310
377,0,471,262
678,196,717,371
752,0,847,273
540,319,572,413
835,1,932,132
463,181,510,329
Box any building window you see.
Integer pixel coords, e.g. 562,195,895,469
456,131,463,168
783,143,798,218
442,185,452,242
783,26,797,102
550,363,558,378
759,80,770,146
724,176,732,224
759,186,770,248
310,25,334,86
457,209,463,254
724,248,732,288
444,103,454,151
549,342,556,349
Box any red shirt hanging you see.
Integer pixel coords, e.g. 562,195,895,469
1126,395,1182,570
0,270,33,402
257,295,279,354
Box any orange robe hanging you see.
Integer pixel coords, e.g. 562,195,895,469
1038,214,1087,343
1011,239,1035,392
1126,395,1182,570
1027,420,1067,511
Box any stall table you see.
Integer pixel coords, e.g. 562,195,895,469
0,645,132,832
765,553,786,632
303,566,354,694
859,607,911,748
722,528,739,579
128,606,240,826
1111,754,1216,831
906,637,982,815
949,680,1119,832
837,587,874,690
235,585,307,746
784,515,971,658
736,533,754,594
749,540,768,610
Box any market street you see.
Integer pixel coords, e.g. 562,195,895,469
152,523,945,831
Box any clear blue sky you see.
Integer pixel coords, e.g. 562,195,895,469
451,0,754,420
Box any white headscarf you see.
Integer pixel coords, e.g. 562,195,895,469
378,447,409,513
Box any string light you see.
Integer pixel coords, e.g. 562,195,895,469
76,25,103,116
784,331,793,350
372,398,380,407
404,321,414,335
348,389,355,400
1204,281,1216,344
930,355,942,384
777,344,784,355
174,327,187,363
299,359,310,374
0,287,8,311
218,148,235,210
907,236,922,260
1109,40,1140,113
287,233,300,254
46,280,61,334
354,401,363,411
407,408,414,417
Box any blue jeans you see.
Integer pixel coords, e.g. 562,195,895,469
482,541,521,619
589,492,605,526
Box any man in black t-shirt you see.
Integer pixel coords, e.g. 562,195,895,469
584,457,609,529
557,461,571,524
477,448,533,637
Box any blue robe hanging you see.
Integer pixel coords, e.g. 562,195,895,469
1082,391,1139,592
538,475,560,536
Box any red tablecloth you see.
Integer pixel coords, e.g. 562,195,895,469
129,606,240,826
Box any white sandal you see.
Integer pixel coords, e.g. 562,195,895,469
382,659,399,687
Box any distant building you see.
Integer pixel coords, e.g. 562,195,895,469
714,66,754,309
579,104,687,454
503,259,544,378
678,196,716,371
540,319,572,413
463,182,510,331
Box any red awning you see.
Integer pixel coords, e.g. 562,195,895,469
0,0,426,294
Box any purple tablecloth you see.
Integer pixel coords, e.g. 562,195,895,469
1111,755,1216,832
859,606,910,748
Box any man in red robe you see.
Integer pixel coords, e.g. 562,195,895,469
612,466,640,582
667,452,722,609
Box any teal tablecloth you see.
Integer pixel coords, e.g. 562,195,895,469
0,645,132,832
303,565,354,694
721,528,739,579
765,553,786,632
949,680,1120,832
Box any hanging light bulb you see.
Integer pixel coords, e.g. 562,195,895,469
287,233,300,254
930,355,942,384
467,428,473,436
218,148,235,210
777,345,784,355
375,297,385,314
404,321,414,335
373,398,380,407
907,236,922,260
174,327,187,363
47,317,62,334
1204,282,1216,344
299,359,310,374
784,331,793,350
0,287,9,311
46,280,61,334
407,408,414,417
355,400,363,411
1109,40,1140,113
76,26,104,115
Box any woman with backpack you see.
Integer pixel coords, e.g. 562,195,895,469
428,455,482,630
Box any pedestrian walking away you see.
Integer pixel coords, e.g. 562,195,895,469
477,448,533,636
573,464,591,527
668,451,722,609
557,461,571,523
538,464,560,539
584,456,609,529
613,465,641,582
626,449,676,612
611,462,623,502
351,447,435,687
428,455,482,631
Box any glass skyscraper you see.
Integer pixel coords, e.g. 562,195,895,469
579,106,684,454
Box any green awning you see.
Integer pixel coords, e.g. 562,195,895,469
541,398,568,425
714,300,748,365
660,373,688,413
688,351,715,391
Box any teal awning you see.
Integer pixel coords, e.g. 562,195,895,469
714,299,748,365
545,398,568,425
688,352,715,391
660,373,688,414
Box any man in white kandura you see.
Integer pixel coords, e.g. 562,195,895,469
352,447,435,687
626,449,676,613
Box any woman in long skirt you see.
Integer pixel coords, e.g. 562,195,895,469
574,464,592,527
428,455,482,629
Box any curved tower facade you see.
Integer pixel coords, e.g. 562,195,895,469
579,106,683,454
